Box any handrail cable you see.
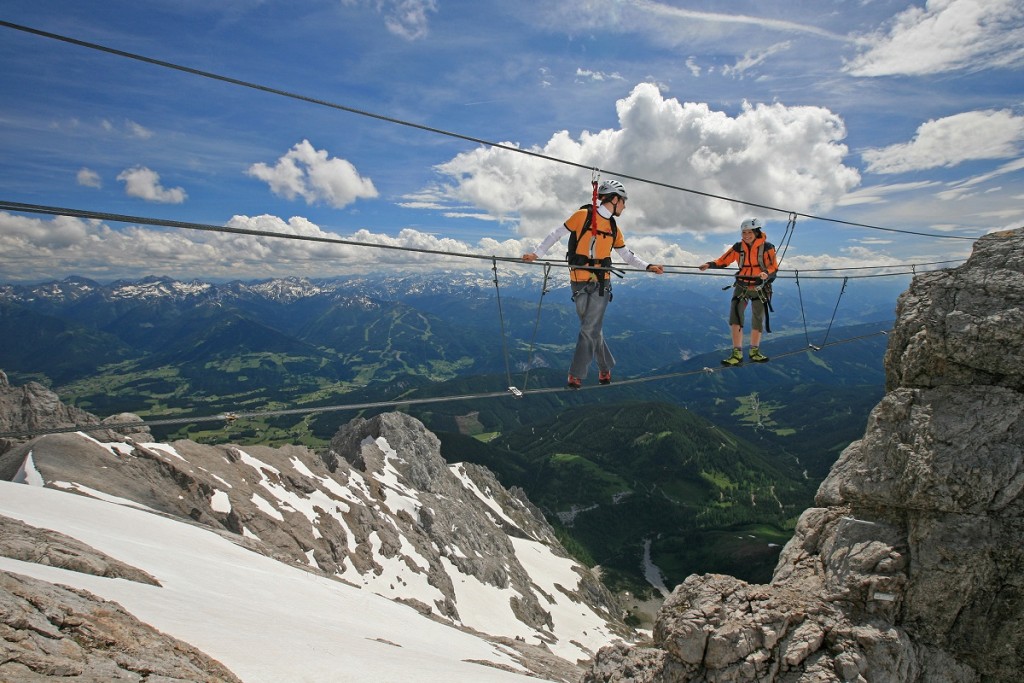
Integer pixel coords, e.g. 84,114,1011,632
0,200,521,265
0,247,963,274
0,200,961,281
773,258,963,272
0,329,889,441
0,20,981,242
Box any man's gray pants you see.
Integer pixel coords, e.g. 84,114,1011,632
569,281,614,379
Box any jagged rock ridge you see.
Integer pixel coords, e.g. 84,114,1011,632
0,379,629,680
584,227,1024,683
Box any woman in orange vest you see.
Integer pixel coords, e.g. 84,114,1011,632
699,218,778,365
522,180,664,389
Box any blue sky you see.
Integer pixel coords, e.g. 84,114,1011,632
1,0,1022,283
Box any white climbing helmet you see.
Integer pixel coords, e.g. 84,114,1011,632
597,179,628,199
740,218,762,232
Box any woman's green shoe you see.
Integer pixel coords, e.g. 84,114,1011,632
721,348,743,366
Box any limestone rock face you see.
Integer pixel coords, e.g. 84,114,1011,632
0,371,148,459
584,227,1024,683
885,229,1024,391
0,570,241,682
0,515,160,586
0,371,99,458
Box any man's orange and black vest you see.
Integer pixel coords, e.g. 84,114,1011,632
564,205,625,284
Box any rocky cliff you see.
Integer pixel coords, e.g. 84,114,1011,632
0,378,628,680
584,227,1024,683
0,370,105,456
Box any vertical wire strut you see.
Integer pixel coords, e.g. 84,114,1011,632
520,263,551,392
795,270,817,350
491,257,521,397
820,276,849,348
775,212,798,269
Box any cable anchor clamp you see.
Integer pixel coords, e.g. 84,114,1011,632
507,386,523,398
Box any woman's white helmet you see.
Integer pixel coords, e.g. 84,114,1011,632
740,218,762,231
598,179,628,199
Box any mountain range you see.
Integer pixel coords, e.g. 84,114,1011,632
0,271,896,594
5,236,1016,681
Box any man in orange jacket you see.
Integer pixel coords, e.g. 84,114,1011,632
699,218,778,366
523,180,664,388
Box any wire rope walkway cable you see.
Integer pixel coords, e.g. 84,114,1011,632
0,20,984,242
0,328,890,441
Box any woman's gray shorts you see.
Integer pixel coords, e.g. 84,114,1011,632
729,287,766,330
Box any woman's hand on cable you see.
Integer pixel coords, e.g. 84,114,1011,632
646,264,664,275
522,253,538,262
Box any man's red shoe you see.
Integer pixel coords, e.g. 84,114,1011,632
599,371,612,385
566,374,582,390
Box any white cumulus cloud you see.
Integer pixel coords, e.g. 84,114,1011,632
341,0,437,40
722,41,792,78
0,211,529,282
575,68,625,83
247,140,379,209
116,166,187,204
863,109,1024,174
845,0,1024,77
77,167,102,189
432,83,860,238
126,120,154,139
935,156,1024,201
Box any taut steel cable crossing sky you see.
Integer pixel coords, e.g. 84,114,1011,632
0,20,983,241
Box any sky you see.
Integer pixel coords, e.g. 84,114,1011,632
2,431,622,681
1,0,1023,284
